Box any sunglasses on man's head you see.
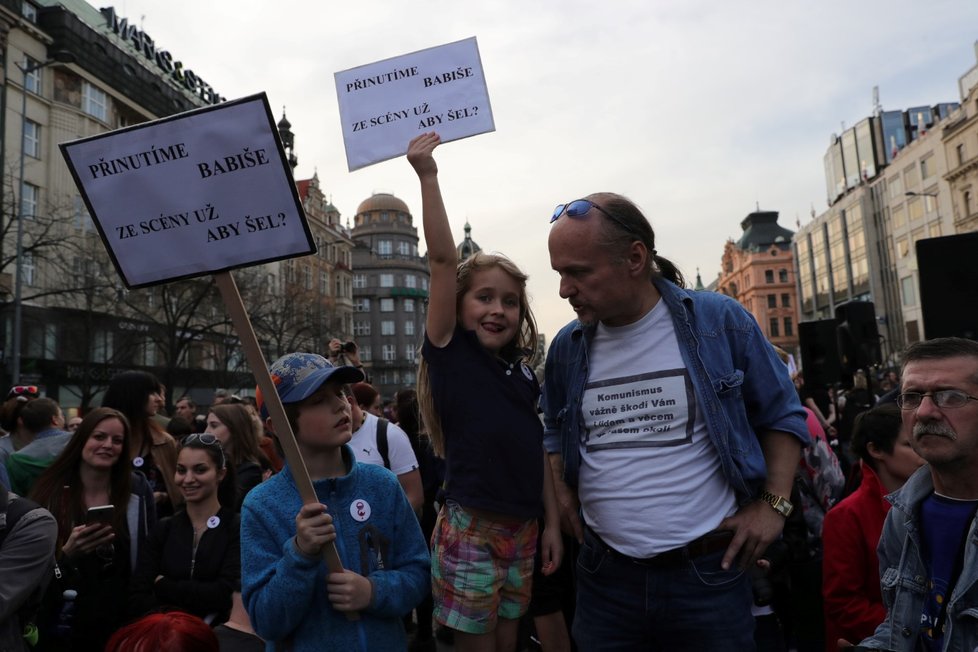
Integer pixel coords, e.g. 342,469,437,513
550,199,636,235
6,385,38,400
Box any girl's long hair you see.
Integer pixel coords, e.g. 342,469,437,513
208,403,262,469
417,252,539,456
30,408,133,550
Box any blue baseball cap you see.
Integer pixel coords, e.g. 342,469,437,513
256,352,364,418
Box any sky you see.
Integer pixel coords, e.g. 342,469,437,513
110,0,978,342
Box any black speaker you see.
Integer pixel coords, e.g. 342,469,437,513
917,233,978,340
799,319,841,387
835,301,881,372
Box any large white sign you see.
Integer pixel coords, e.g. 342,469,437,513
335,37,495,171
60,93,314,288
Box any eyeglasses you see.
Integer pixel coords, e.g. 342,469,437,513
181,433,226,467
6,385,38,399
896,390,978,410
550,199,636,235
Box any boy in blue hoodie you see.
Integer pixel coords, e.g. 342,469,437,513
241,352,430,651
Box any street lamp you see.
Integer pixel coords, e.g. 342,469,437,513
11,50,75,383
905,191,938,198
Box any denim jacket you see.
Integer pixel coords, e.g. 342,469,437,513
859,465,978,652
542,278,809,504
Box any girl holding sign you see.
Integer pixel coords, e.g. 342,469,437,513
408,132,562,652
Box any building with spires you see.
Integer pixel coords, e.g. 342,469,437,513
350,192,428,400
717,210,800,358
457,221,481,259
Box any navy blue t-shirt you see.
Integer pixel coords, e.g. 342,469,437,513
422,327,543,519
919,493,978,651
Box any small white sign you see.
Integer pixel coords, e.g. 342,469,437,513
335,37,495,171
60,93,314,288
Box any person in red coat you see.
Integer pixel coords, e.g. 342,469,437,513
821,402,924,651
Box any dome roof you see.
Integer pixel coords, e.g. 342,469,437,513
357,193,410,215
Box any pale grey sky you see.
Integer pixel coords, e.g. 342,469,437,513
112,0,978,341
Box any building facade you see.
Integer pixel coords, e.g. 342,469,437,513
350,193,428,400
943,43,978,234
717,210,799,358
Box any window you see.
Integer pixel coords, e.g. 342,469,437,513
900,276,916,306
380,212,389,222
382,344,396,361
767,295,777,309
353,273,366,289
405,275,417,289
768,317,779,337
928,222,942,238
358,344,371,362
403,370,416,385
377,240,392,255
21,252,35,285
398,241,410,255
303,266,312,290
22,56,40,94
380,298,394,312
354,298,370,312
381,320,395,335
888,175,904,198
82,82,108,122
422,278,429,291
780,293,790,308
320,271,329,295
957,143,966,166
778,269,788,283
896,237,909,258
404,344,415,361
964,190,973,216
404,298,415,313
764,270,774,283
380,274,394,288
405,320,415,336
21,1,37,22
73,195,92,231
353,320,371,336
92,329,113,363
920,156,933,180
20,182,38,219
23,120,40,158
892,204,907,230
783,317,793,337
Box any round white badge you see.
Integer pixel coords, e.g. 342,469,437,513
350,499,371,522
132,456,144,468
521,363,534,381
207,515,220,529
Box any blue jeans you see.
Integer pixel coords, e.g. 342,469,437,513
573,529,756,651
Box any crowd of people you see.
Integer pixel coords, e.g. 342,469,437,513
1,132,977,652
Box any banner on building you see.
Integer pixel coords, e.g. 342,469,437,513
335,36,495,171
60,93,313,288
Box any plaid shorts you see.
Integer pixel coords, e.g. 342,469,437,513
431,500,539,634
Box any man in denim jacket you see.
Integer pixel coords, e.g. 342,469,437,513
544,193,809,651
855,338,978,652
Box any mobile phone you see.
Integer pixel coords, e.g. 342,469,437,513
86,505,114,525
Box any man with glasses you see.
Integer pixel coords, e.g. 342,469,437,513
543,193,809,650
853,337,978,652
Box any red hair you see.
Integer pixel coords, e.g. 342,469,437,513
104,612,218,652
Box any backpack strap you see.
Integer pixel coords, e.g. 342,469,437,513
376,418,391,471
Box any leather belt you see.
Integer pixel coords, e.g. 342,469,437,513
584,524,733,569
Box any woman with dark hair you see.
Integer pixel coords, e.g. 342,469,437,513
206,403,265,510
105,611,219,652
30,407,156,651
102,370,181,515
822,403,925,651
352,382,383,417
130,433,240,625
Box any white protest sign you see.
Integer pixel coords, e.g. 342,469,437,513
335,36,494,171
60,93,313,288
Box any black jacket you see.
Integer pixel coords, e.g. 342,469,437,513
129,506,239,624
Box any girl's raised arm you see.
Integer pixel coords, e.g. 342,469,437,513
408,132,456,347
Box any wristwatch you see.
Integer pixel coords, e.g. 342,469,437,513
759,490,794,518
